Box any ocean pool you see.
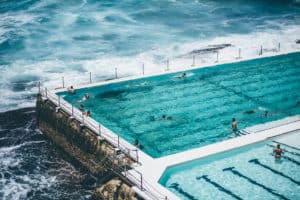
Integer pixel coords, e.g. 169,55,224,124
59,52,300,158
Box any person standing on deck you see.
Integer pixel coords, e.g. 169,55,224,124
232,118,238,133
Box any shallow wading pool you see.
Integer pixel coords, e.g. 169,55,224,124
58,53,300,158
159,132,300,200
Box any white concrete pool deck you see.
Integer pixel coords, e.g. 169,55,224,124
54,50,300,94
274,129,300,149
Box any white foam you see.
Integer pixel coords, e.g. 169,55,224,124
1,23,300,112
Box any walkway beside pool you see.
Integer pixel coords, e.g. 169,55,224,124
274,129,300,149
128,115,300,199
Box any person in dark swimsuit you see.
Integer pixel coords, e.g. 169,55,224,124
134,139,143,149
232,118,238,133
273,144,283,159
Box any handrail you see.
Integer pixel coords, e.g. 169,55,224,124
39,89,169,200
42,89,139,162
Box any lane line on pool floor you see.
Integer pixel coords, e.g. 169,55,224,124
222,167,290,200
196,175,243,200
248,158,300,185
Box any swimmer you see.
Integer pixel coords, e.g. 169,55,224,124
67,85,76,94
139,81,150,86
273,144,283,159
177,73,187,79
243,109,257,114
134,139,143,149
232,118,238,133
264,110,269,117
162,115,175,120
78,93,90,102
79,104,84,111
84,110,91,117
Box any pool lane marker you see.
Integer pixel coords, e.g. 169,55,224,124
248,159,300,185
282,155,300,166
168,183,198,200
222,167,290,200
196,175,242,200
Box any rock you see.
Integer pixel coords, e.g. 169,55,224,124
92,178,139,200
296,39,300,44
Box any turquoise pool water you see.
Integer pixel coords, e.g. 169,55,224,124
59,53,300,158
159,136,300,200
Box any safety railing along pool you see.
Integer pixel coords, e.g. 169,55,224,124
39,87,174,200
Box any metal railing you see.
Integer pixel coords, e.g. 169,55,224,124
39,88,169,200
41,88,139,162
54,43,284,90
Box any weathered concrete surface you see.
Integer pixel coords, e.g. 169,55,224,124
36,94,140,199
92,178,140,200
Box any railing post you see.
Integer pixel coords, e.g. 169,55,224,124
215,51,219,63
136,150,139,163
62,76,65,88
238,48,241,59
140,173,143,190
115,68,118,79
278,42,280,52
45,87,48,98
58,96,60,107
117,135,120,148
82,113,84,124
38,81,41,94
142,63,145,75
71,104,74,116
124,164,127,177
89,72,92,84
259,45,263,56
191,55,195,67
98,124,101,136
166,59,169,71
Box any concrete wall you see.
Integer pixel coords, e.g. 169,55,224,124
36,94,141,200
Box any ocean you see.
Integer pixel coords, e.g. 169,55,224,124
0,0,300,199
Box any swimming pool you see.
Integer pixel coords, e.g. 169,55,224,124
159,133,300,200
59,52,300,158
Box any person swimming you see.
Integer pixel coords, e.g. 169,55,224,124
78,93,90,102
243,109,257,114
264,110,269,117
162,115,175,120
177,73,187,79
273,144,283,159
79,104,84,111
84,110,91,117
134,139,143,149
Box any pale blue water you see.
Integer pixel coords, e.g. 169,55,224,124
159,136,300,200
60,53,300,158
